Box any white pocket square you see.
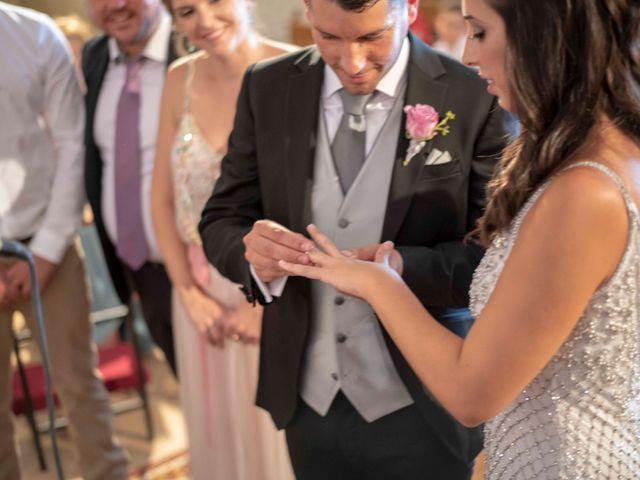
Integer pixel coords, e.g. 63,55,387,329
424,148,452,166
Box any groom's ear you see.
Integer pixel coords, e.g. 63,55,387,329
406,0,420,25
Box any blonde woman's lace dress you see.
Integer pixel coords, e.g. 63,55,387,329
469,161,640,479
170,61,293,480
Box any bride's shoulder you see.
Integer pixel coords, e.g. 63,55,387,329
521,162,629,254
541,164,626,217
549,162,629,213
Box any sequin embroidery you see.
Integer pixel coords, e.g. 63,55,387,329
469,161,640,479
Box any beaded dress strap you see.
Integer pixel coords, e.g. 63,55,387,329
508,161,638,241
182,59,196,114
508,180,552,237
562,160,638,216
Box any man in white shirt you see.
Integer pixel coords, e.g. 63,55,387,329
199,0,516,477
0,3,129,479
83,0,178,374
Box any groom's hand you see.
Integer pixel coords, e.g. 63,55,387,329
243,220,315,283
347,243,404,275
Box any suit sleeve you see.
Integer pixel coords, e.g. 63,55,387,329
198,67,264,302
398,99,517,309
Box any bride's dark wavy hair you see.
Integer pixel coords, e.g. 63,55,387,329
476,0,640,246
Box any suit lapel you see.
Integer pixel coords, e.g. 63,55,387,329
167,32,178,65
85,37,110,138
284,49,325,235
83,37,110,215
381,37,449,240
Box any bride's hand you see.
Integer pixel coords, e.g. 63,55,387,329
278,224,402,300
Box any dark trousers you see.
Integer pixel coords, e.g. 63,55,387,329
285,392,472,480
127,262,176,376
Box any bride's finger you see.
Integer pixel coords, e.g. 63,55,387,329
279,259,326,281
374,241,394,264
304,247,334,267
307,224,343,257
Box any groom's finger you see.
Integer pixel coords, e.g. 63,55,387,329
252,220,314,252
246,234,310,264
250,262,288,283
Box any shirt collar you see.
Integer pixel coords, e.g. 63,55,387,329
322,37,410,100
108,8,171,64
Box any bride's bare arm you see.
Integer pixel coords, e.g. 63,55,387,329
281,167,629,426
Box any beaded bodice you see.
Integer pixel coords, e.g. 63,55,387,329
171,62,224,244
469,162,640,479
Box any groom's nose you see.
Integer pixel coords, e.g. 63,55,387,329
339,43,367,76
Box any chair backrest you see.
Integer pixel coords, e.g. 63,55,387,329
12,225,153,452
77,224,129,323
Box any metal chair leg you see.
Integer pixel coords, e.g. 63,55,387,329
125,312,154,440
13,336,47,471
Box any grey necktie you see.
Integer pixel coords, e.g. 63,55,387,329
332,90,374,193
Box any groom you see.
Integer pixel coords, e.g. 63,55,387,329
199,0,515,477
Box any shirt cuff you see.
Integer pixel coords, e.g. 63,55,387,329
249,264,288,304
29,229,72,264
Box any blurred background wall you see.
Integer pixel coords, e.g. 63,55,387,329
4,0,88,19
6,0,453,45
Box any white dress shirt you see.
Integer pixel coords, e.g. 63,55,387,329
0,2,85,264
252,39,410,302
93,10,172,263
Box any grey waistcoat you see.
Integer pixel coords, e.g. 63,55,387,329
299,89,414,422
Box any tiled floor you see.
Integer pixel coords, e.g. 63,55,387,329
14,346,485,480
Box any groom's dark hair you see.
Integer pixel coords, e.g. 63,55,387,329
317,0,403,12
334,0,380,10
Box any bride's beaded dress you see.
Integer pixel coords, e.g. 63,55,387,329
470,162,640,479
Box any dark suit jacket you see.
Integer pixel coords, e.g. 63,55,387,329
199,36,516,463
82,34,177,302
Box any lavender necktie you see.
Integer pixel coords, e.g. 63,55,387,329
114,57,149,270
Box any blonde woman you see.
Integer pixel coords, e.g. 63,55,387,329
151,0,295,478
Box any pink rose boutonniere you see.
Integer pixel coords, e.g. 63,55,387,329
403,104,456,166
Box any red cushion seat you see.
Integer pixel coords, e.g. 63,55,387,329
12,342,150,416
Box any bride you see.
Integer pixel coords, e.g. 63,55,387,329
280,0,640,477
